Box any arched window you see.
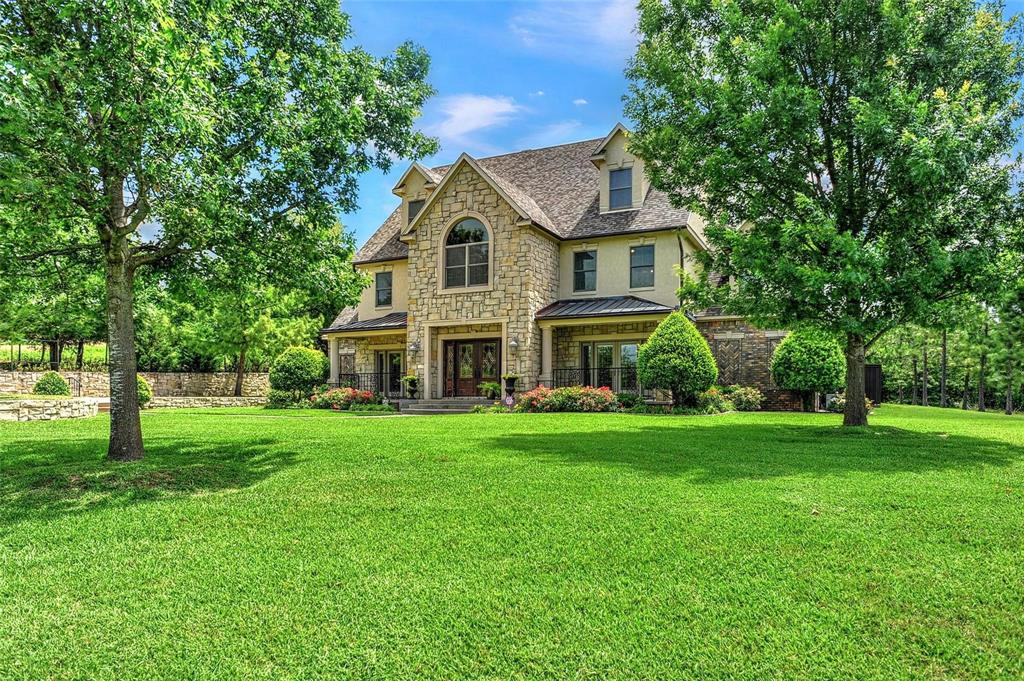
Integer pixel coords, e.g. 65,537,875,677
444,218,489,288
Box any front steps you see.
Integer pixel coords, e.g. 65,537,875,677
399,397,495,415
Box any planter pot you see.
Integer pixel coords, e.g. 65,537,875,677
503,377,518,397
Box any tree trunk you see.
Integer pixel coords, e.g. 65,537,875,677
1006,361,1014,416
922,348,929,407
978,335,987,412
105,247,144,461
843,333,868,426
48,340,60,370
76,339,85,370
911,357,919,405
940,329,948,408
962,370,970,410
234,344,248,397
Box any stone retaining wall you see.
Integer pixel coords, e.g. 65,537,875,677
0,398,99,422
149,396,267,409
0,371,269,398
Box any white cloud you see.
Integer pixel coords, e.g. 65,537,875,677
427,94,524,154
573,98,588,106
531,90,545,97
509,0,639,68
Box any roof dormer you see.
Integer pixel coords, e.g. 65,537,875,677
393,162,441,233
590,123,649,214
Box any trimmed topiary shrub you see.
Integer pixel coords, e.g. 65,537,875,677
771,329,845,411
32,371,71,396
637,312,718,407
137,375,153,408
270,347,328,401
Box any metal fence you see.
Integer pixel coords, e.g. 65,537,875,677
331,373,405,400
551,367,657,399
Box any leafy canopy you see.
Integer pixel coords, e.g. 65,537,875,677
626,0,1022,425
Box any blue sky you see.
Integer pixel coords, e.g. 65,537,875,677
343,0,637,247
342,0,1024,249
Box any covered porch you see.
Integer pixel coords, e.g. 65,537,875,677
536,296,674,397
323,312,408,399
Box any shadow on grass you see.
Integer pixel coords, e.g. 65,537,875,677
483,421,1024,483
0,435,298,527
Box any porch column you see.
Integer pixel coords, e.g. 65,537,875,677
539,325,553,387
328,338,340,385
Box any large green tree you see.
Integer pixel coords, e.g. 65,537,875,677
0,0,435,459
627,0,1021,426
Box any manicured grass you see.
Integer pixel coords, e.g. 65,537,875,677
1,406,1022,679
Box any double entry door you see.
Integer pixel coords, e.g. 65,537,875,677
444,339,501,397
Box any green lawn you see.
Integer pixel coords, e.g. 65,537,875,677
2,406,1022,679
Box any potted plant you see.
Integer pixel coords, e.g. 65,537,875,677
400,374,419,399
501,373,519,397
477,381,501,400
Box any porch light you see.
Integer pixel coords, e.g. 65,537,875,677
409,340,421,353
509,337,519,352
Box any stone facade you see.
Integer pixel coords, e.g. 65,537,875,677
0,398,99,421
149,396,267,408
351,334,407,374
695,317,802,411
0,371,269,398
552,320,661,368
403,163,560,397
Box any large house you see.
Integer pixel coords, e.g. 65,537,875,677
323,124,793,407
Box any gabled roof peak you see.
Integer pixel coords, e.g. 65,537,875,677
589,122,632,162
392,162,442,196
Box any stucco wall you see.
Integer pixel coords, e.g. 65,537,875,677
355,260,409,322
557,232,695,307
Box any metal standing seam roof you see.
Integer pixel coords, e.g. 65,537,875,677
322,311,407,334
535,296,675,320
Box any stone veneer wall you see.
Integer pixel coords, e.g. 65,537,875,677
352,334,407,373
403,163,560,397
695,317,802,411
0,398,99,421
0,371,269,397
552,320,661,368
149,396,267,408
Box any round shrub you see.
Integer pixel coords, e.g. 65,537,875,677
32,371,71,396
269,347,328,397
266,389,297,409
771,329,845,410
637,312,718,407
515,385,618,412
137,375,153,408
730,386,764,411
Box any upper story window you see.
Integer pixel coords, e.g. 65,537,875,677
408,199,425,225
444,218,489,288
630,244,655,288
573,250,597,292
375,271,393,307
609,168,633,210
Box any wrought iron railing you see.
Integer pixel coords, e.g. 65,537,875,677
331,373,404,399
551,367,657,398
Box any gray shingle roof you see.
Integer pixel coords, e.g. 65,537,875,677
353,136,694,264
535,295,675,320
323,311,407,333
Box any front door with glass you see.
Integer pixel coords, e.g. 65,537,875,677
444,339,500,397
